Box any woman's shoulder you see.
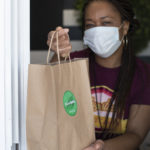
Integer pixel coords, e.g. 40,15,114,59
134,57,150,88
131,57,150,105
135,57,150,77
70,48,91,59
136,57,150,67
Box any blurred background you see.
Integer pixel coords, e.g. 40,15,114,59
30,0,84,63
30,0,150,64
30,0,150,63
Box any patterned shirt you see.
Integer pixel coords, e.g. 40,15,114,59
71,48,150,140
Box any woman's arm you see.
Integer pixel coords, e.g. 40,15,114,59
84,105,150,150
103,105,150,150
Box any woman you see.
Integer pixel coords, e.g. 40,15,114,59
47,0,150,149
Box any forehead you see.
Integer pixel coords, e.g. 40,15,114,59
85,1,121,21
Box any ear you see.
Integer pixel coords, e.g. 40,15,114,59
123,21,130,36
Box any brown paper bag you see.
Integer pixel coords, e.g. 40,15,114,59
26,32,95,150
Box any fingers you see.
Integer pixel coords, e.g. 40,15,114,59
56,26,63,31
47,26,71,57
47,36,71,52
59,45,72,57
83,145,94,150
56,26,69,35
47,27,69,45
93,140,104,150
83,140,104,150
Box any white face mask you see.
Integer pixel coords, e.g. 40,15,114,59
83,26,123,58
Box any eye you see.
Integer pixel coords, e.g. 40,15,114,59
102,21,112,26
85,24,95,28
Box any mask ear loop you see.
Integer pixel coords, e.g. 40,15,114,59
118,22,125,43
119,21,124,29
125,36,128,45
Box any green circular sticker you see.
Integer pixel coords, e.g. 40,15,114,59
63,91,77,116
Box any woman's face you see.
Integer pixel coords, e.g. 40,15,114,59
84,1,129,38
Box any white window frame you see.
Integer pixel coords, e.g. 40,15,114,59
0,0,30,149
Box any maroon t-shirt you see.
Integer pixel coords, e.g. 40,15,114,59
70,48,150,140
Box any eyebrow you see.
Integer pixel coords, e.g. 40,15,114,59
85,16,114,21
100,16,114,19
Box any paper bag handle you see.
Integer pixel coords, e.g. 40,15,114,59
47,31,71,64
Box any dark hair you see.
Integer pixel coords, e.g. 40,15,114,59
82,0,140,139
